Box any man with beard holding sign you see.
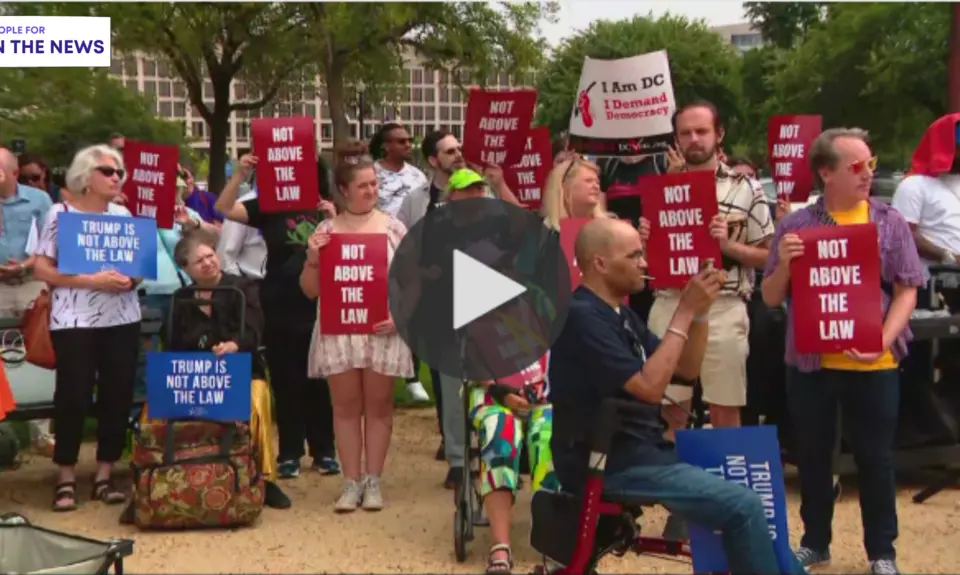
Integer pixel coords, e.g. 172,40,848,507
762,128,924,575
643,101,774,435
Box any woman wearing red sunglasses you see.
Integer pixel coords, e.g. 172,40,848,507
761,128,924,575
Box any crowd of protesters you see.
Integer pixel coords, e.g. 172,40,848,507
4,104,957,575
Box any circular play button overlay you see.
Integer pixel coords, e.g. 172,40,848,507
389,197,571,382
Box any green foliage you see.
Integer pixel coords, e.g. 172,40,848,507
297,2,553,145
766,2,949,167
743,2,826,49
534,14,744,144
0,69,188,167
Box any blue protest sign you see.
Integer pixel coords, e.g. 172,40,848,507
145,351,252,421
675,426,792,574
56,212,158,279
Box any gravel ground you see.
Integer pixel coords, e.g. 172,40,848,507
1,409,959,574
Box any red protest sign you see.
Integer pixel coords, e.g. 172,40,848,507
504,126,552,211
251,116,320,213
318,234,389,335
789,224,883,354
559,218,591,290
461,88,537,168
767,115,822,202
642,171,721,289
121,140,177,229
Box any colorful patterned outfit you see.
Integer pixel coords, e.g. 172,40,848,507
468,385,558,497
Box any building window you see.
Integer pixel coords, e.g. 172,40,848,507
401,105,411,119
306,103,316,118
499,72,510,86
123,56,137,75
413,124,426,138
452,124,462,139
413,106,424,121
234,83,247,100
423,69,434,84
451,88,461,104
143,80,156,96
425,107,435,121
124,79,138,93
321,123,333,141
413,88,423,102
173,81,186,98
159,101,173,117
365,124,376,138
110,58,123,75
402,68,412,85
191,121,205,138
143,59,157,77
440,87,449,103
174,101,186,117
451,106,462,121
439,70,449,85
158,81,171,98
157,60,170,78
412,68,423,84
203,81,213,100
440,106,450,121
237,120,250,140
424,87,435,102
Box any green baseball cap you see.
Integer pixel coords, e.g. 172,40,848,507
448,168,485,192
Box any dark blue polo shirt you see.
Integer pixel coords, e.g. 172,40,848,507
549,286,678,492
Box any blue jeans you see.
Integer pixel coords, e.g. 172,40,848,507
604,462,804,575
786,368,899,560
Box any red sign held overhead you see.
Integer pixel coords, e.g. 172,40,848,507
318,233,390,335
767,115,822,202
503,126,552,211
642,171,721,290
121,140,177,229
789,223,883,354
251,116,320,213
461,88,537,168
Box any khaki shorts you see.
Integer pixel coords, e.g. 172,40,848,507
647,294,749,407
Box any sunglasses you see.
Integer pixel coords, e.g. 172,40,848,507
95,166,126,179
848,156,878,175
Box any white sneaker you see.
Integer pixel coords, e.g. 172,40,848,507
361,475,384,511
406,380,430,402
334,479,363,513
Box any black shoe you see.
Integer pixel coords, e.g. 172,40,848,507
264,480,292,509
434,442,445,461
444,466,464,490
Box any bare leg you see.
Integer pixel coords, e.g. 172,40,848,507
360,369,395,477
328,370,365,480
709,404,742,428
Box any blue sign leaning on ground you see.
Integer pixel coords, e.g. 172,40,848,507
675,425,792,574
56,212,158,279
145,351,252,421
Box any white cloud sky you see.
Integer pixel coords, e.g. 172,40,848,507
541,0,748,46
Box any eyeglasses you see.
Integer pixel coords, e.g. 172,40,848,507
95,166,125,179
848,156,878,175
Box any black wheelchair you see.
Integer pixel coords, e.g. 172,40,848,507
528,399,692,575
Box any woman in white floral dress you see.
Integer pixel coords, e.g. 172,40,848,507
300,159,412,513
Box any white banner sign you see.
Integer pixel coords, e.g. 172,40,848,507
568,51,677,156
0,16,111,68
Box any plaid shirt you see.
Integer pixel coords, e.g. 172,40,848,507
763,196,926,372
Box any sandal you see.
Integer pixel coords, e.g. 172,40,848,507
486,543,514,575
91,478,126,505
52,481,78,512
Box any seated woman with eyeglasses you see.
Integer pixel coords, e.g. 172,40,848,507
159,229,291,509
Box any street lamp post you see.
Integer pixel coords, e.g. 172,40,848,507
356,80,367,139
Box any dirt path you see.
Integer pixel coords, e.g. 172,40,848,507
1,409,959,573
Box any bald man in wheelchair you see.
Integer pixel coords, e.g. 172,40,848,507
548,218,805,575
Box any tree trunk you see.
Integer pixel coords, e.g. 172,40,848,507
324,54,350,148
207,79,232,196
950,2,960,112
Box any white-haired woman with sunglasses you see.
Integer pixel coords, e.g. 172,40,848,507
33,144,143,512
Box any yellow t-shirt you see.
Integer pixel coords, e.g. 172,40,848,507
819,201,896,371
